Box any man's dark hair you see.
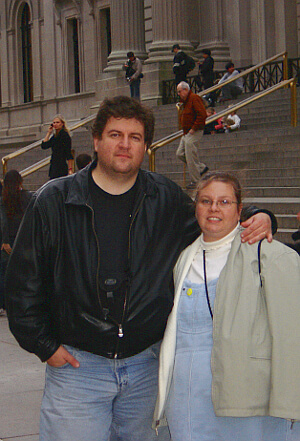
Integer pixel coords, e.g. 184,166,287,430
172,44,180,52
127,51,134,58
92,96,155,148
225,61,234,70
76,153,92,170
201,49,211,56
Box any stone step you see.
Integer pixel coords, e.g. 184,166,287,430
244,186,300,198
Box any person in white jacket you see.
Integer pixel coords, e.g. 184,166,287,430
218,62,243,101
154,171,300,441
224,108,241,132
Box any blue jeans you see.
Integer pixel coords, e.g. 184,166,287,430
40,343,170,441
129,79,141,100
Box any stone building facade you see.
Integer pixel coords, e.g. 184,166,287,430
0,0,299,149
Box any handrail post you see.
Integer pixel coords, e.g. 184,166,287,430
283,52,288,82
148,149,155,172
290,80,297,127
2,159,7,177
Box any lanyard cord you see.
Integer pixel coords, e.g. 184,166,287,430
203,250,213,319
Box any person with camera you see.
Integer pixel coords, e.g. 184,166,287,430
123,51,143,100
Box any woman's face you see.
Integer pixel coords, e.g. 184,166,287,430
195,181,242,242
52,118,64,132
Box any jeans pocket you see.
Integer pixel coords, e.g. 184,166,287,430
149,341,161,359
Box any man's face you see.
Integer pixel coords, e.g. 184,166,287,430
227,66,235,74
173,48,179,54
177,85,189,102
94,117,147,178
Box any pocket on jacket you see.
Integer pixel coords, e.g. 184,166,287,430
249,286,271,359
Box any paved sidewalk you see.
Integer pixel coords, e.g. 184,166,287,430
0,316,44,441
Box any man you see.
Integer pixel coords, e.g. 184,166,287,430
176,81,209,189
123,51,143,100
196,48,216,105
172,44,188,85
196,48,214,90
218,61,244,101
6,96,275,441
76,152,92,170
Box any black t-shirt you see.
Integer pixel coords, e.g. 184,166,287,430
88,172,138,322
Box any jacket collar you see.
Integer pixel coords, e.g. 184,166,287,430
65,159,157,206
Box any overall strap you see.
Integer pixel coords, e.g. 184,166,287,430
258,239,263,287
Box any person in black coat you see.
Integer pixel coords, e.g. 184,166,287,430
0,170,32,314
172,44,188,85
196,49,216,105
197,49,214,90
41,114,74,179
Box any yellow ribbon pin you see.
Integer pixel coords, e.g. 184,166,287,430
187,288,193,296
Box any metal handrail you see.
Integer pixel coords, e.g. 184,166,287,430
148,77,297,173
162,51,288,104
2,113,97,176
197,51,288,99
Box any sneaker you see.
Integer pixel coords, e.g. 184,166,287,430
200,166,209,177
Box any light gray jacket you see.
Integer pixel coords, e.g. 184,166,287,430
154,234,300,428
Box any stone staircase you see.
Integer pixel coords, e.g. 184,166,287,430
1,129,95,191
148,88,300,244
1,87,300,244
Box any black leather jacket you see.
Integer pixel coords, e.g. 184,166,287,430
6,163,200,361
6,162,277,362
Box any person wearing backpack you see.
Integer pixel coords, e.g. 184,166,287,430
172,44,189,85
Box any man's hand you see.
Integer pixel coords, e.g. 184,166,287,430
47,345,80,368
297,211,300,223
240,212,272,244
1,243,12,254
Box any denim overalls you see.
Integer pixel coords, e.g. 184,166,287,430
165,276,299,441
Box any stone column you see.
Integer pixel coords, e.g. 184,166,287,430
196,0,230,68
105,0,147,71
0,28,11,107
147,0,194,62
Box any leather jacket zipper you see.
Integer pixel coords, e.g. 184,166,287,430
113,192,146,358
87,203,122,332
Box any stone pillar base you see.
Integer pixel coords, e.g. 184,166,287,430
196,41,231,70
94,61,174,106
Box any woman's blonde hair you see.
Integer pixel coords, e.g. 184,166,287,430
53,114,71,135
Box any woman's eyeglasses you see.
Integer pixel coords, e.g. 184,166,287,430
198,198,238,208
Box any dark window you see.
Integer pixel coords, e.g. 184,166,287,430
21,3,33,102
99,8,111,69
105,9,111,57
68,18,80,93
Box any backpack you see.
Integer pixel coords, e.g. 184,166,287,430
185,55,196,73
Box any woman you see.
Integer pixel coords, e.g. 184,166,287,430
0,170,32,314
41,114,74,179
154,172,300,440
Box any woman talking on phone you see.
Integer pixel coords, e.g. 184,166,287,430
41,114,74,179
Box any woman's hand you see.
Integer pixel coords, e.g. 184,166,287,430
240,212,272,244
43,124,54,142
1,243,12,254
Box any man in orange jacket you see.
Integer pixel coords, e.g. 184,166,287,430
176,82,209,189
